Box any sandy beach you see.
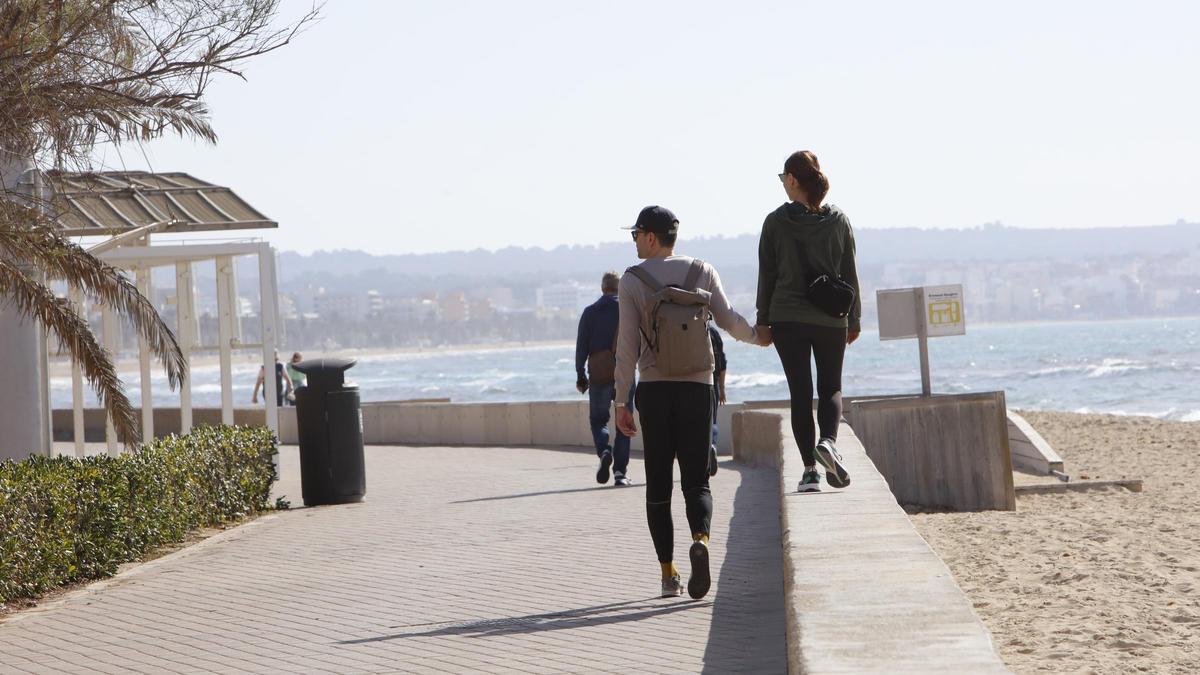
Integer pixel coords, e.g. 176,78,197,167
910,411,1200,673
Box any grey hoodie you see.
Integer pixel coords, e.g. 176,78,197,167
755,202,861,331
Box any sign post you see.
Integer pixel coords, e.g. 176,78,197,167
877,284,965,397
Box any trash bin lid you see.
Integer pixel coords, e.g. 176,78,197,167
293,358,356,391
292,357,356,376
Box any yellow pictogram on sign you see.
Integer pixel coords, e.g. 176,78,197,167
928,300,961,326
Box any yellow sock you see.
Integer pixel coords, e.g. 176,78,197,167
661,562,679,579
693,533,710,545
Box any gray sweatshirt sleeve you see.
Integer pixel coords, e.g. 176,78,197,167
705,263,758,344
614,271,643,404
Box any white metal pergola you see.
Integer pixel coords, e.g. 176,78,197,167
47,171,281,456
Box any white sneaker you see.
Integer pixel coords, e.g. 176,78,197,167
661,575,683,598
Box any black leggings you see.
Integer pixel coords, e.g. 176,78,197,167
771,322,847,466
635,381,713,564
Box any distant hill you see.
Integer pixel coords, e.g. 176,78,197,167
272,221,1200,291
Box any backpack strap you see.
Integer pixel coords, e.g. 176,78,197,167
683,258,705,291
625,264,663,292
624,265,661,350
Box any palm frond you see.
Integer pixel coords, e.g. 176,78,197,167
0,201,187,389
0,257,140,444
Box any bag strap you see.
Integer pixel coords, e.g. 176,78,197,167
683,258,704,291
625,265,663,292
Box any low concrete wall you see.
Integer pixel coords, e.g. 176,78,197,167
52,407,289,443
55,398,743,452
848,392,1016,512
732,409,1010,673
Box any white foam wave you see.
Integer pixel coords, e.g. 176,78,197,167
1085,358,1149,378
725,373,788,388
1180,410,1200,423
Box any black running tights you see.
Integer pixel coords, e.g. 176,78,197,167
771,322,847,467
635,381,713,564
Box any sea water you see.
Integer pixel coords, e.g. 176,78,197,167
52,317,1200,422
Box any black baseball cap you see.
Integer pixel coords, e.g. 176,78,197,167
625,205,679,235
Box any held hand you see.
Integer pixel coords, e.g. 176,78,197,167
616,407,638,438
718,386,727,405
251,395,258,404
576,376,588,394
755,325,773,347
847,330,860,346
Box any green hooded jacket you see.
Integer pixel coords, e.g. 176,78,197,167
755,202,862,331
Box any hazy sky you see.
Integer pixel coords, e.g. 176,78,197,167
113,1,1198,255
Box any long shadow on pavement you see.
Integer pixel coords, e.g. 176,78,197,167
701,461,788,674
338,598,708,643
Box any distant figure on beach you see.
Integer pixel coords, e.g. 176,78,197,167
707,320,727,477
615,205,767,600
575,271,634,487
756,151,861,493
252,351,293,407
286,352,305,405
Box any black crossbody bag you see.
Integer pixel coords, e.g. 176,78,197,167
797,237,856,318
807,273,856,318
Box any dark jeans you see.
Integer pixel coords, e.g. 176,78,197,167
636,381,713,563
588,382,631,475
771,322,847,467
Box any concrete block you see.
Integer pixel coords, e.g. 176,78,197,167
732,410,783,468
481,404,509,445
277,406,298,445
460,405,487,445
504,402,532,445
361,404,382,445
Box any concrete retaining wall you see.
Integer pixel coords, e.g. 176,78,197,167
849,392,1016,511
732,409,1010,673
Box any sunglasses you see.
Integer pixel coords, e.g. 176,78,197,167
777,172,787,182
630,229,641,241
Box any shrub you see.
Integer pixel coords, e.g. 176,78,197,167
0,425,277,603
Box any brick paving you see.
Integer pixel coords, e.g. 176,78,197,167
0,445,786,674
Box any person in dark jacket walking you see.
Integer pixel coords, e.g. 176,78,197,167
576,271,633,486
755,151,861,493
707,321,726,477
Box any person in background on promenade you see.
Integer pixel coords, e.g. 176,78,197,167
576,271,634,487
252,351,293,407
285,352,305,406
707,320,727,477
615,205,766,600
756,151,861,493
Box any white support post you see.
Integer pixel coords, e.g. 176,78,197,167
216,256,235,425
101,306,120,456
916,287,932,397
257,245,279,439
175,262,195,434
70,287,86,458
136,268,155,442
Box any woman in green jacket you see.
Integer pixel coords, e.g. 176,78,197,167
755,151,861,493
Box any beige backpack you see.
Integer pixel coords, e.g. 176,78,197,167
625,259,715,377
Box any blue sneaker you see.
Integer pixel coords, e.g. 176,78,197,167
797,469,821,492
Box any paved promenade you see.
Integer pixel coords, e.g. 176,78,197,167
0,445,785,674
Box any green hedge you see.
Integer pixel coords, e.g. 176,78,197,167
0,425,277,603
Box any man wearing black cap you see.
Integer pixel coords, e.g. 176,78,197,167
614,205,764,600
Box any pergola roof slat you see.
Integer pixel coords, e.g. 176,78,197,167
46,171,277,236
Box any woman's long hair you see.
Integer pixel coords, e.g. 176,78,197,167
783,151,830,210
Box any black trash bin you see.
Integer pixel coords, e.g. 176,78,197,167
292,357,365,506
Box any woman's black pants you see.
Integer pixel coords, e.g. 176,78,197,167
635,381,713,564
771,322,847,466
